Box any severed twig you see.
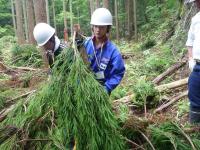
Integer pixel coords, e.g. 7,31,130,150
7,90,36,103
125,137,145,150
139,130,156,150
17,138,52,143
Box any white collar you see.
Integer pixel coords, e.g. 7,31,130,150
54,36,60,52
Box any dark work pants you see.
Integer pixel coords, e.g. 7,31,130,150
188,63,200,125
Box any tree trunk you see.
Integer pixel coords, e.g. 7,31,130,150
33,0,47,23
114,0,119,42
26,0,35,44
63,0,68,41
45,0,50,24
133,0,137,40
96,0,100,8
33,0,47,67
15,0,25,44
11,0,17,36
22,0,28,41
127,0,131,40
89,0,95,15
69,0,73,37
52,0,57,33
103,0,109,9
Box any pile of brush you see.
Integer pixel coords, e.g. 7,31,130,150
0,39,124,149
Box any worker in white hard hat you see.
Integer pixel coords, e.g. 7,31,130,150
186,0,200,124
33,22,75,150
84,8,125,95
33,23,67,69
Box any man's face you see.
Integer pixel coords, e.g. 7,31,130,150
93,25,107,39
43,38,55,51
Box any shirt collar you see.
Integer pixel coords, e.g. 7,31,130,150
54,36,60,52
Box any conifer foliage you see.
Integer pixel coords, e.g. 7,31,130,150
0,44,124,149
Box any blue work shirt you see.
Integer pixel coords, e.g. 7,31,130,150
84,37,125,93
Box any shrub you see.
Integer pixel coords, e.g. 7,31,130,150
11,44,43,67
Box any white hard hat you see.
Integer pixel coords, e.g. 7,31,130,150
90,8,112,25
33,23,55,46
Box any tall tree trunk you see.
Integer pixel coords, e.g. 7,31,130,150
33,0,47,23
33,0,47,67
115,0,119,42
45,0,50,24
127,0,131,40
103,0,109,9
89,0,95,15
27,0,35,44
15,0,25,44
133,0,137,40
69,0,73,37
11,0,17,36
63,0,68,41
22,0,28,41
96,0,100,8
52,0,57,33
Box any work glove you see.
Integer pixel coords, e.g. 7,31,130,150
189,59,196,72
75,38,84,49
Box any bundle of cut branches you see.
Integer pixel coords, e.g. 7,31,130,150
0,41,124,149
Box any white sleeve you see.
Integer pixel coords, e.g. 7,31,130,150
186,20,194,47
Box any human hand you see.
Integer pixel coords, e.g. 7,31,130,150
189,59,196,71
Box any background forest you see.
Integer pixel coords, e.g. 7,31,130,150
1,0,200,150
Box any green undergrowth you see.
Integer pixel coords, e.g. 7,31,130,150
0,46,125,150
11,44,43,67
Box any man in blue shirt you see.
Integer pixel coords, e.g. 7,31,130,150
84,8,125,94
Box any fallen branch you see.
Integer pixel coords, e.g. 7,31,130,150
7,90,36,103
113,94,134,104
154,90,188,113
125,137,145,150
14,67,40,71
0,90,36,122
155,78,188,92
152,61,187,85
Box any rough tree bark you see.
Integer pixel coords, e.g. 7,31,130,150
103,0,109,9
33,0,47,23
15,0,25,44
115,0,119,42
11,0,17,36
26,0,35,44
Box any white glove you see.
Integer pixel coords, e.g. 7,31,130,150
189,59,196,71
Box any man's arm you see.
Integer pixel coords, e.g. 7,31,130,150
104,54,125,93
188,46,193,60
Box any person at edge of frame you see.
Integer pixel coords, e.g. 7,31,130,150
186,0,200,125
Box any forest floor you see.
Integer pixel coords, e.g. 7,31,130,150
0,20,197,149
